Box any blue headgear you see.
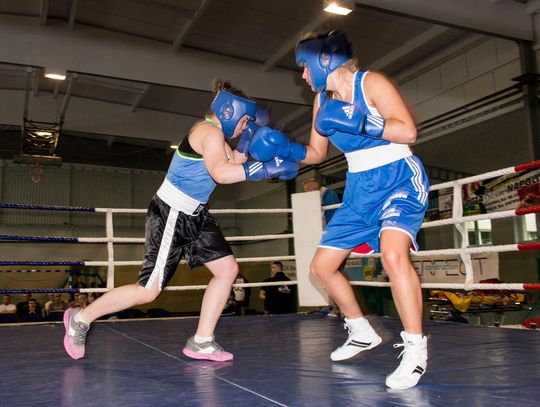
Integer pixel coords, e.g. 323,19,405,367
295,31,352,92
211,90,257,139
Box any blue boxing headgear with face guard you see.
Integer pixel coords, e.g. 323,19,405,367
211,90,257,139
295,31,352,92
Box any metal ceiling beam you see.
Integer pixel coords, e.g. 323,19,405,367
0,15,306,104
39,0,49,26
131,84,150,112
32,67,40,97
69,0,79,29
58,73,77,123
355,0,532,40
369,25,451,71
525,0,540,14
263,12,331,71
172,0,213,52
23,67,32,121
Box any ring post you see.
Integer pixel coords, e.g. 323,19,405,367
292,190,329,307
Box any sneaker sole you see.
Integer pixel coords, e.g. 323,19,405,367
182,347,233,362
331,335,382,362
63,310,84,360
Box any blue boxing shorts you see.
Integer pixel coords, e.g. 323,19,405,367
319,155,429,253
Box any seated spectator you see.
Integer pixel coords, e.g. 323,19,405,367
223,271,251,316
0,295,17,319
16,293,42,318
43,293,55,316
77,293,90,309
46,293,67,319
0,294,16,314
20,298,44,322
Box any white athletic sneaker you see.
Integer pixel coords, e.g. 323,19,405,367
330,317,382,361
385,331,427,390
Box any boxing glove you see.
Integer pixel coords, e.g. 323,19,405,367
243,157,299,181
248,127,307,162
236,121,258,155
315,98,385,139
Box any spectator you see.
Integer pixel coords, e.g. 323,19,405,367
47,294,68,315
76,293,90,309
16,293,42,318
223,271,251,316
0,294,17,314
43,293,55,316
20,298,44,322
259,261,296,314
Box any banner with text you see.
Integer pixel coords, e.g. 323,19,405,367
411,252,499,283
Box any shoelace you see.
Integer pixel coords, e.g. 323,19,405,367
73,322,89,345
392,342,418,374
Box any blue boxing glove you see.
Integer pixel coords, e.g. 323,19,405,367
248,127,307,162
236,106,270,155
315,98,385,139
243,157,299,181
236,121,258,155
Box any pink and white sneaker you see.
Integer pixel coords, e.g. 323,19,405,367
183,336,233,362
63,307,89,360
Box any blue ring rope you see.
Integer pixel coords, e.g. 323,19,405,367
0,261,85,266
0,288,80,294
0,203,95,212
0,235,79,243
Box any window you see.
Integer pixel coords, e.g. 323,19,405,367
465,219,492,246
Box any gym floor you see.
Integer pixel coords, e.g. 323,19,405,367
1,314,539,406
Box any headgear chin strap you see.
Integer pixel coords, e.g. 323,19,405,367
295,31,352,92
211,90,257,139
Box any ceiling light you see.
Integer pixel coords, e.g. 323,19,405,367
324,0,354,15
44,67,67,80
169,144,178,149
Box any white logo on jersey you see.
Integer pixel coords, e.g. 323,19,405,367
274,157,283,166
342,104,355,119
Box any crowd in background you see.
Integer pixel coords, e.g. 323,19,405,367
0,289,97,323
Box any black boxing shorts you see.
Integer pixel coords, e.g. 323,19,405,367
137,195,233,290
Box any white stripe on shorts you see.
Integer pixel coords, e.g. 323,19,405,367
145,207,179,291
405,156,428,205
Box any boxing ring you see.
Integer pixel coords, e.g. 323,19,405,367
1,161,540,406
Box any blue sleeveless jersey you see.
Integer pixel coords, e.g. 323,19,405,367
322,70,390,153
165,150,216,203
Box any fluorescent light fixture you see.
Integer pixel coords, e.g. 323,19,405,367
35,131,53,137
324,1,354,15
44,67,67,80
169,144,179,149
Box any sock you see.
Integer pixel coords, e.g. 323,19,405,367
194,335,213,344
74,310,89,325
403,331,425,343
345,316,368,329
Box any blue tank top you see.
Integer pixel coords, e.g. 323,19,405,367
165,119,217,202
321,71,391,153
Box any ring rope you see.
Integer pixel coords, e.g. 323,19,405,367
1,159,539,294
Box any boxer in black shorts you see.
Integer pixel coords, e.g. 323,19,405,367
63,80,299,362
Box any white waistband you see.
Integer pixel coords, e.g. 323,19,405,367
345,143,412,172
156,179,205,215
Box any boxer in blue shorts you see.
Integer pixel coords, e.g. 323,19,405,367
262,30,428,390
63,80,299,363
